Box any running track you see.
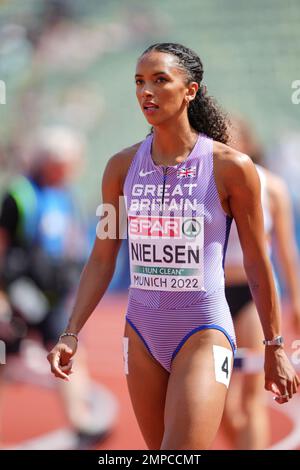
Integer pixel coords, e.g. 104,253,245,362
1,293,300,450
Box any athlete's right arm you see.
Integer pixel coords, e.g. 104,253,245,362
47,147,135,380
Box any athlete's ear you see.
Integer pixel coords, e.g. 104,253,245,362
186,81,199,105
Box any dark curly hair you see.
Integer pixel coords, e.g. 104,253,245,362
140,43,230,144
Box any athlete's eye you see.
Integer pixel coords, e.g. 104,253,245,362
135,79,143,85
156,77,167,83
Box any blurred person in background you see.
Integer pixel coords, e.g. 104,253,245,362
266,132,300,274
222,116,300,449
0,126,116,449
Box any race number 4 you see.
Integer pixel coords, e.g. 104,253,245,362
213,345,233,388
222,356,229,378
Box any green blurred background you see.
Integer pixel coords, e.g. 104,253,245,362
0,0,299,208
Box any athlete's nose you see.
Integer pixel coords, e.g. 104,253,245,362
142,86,154,99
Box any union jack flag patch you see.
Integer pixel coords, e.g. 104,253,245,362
177,166,196,178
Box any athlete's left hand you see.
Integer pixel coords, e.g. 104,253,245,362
264,346,300,404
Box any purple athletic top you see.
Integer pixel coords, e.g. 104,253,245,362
122,132,236,372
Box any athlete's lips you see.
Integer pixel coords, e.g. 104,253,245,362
143,102,159,110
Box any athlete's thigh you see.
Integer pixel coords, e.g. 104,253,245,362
161,329,233,450
124,321,169,450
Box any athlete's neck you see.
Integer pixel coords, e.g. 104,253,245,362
151,124,199,167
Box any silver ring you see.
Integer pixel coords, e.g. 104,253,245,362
279,394,289,399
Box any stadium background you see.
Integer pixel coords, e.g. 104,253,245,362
0,0,300,450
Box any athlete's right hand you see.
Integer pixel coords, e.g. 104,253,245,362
47,336,78,381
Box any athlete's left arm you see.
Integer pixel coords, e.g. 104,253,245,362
220,149,299,403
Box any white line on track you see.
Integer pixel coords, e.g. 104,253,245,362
268,395,300,450
4,382,119,450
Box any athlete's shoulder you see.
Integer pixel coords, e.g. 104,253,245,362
103,140,143,192
213,140,257,182
107,141,143,169
213,140,253,168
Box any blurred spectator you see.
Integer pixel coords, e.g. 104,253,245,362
222,116,300,449
0,126,117,448
266,131,300,250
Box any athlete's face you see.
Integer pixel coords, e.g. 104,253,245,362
135,52,198,126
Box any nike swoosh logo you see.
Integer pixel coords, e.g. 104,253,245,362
139,169,156,177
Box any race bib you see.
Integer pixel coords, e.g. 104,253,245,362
213,345,233,388
128,213,204,292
